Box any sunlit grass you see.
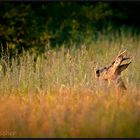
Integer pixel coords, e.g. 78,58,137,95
0,32,140,137
0,88,140,138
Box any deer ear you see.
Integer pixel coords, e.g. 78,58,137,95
118,62,131,73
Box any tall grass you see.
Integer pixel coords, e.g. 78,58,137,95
0,31,140,137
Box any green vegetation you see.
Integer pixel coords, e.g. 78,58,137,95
0,30,139,95
1,2,140,55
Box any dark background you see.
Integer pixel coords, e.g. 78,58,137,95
0,1,140,57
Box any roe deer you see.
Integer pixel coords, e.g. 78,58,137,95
95,50,132,90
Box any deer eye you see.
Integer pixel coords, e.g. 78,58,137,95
115,59,121,65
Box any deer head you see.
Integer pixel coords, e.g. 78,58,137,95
95,50,132,90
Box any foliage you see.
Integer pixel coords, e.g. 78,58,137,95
0,2,140,56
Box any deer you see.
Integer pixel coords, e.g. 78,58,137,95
95,50,132,90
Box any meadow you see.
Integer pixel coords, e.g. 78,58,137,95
0,31,140,138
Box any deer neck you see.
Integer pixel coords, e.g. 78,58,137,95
113,76,126,90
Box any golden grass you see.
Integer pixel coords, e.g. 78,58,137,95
0,87,140,138
0,33,140,137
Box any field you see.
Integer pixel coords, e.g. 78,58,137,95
0,32,140,138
